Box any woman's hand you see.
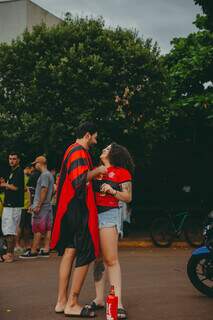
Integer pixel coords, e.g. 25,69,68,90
100,183,116,195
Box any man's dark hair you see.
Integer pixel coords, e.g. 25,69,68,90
76,122,97,139
9,151,21,159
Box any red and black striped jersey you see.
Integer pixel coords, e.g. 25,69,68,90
51,143,99,266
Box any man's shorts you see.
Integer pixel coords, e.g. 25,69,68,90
32,205,53,234
2,207,22,236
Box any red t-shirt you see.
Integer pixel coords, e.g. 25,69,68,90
94,166,132,213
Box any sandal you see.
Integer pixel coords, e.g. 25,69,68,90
86,301,105,311
0,255,5,263
3,254,14,263
65,306,96,318
118,308,127,319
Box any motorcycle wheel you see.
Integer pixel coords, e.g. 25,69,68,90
187,253,213,297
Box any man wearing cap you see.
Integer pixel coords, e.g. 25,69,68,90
20,156,54,258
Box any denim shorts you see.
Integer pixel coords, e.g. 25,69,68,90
98,208,123,236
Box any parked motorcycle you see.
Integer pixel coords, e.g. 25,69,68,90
187,212,213,297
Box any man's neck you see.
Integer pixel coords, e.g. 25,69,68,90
76,139,89,150
40,166,47,173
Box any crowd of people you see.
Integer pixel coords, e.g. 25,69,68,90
0,153,57,261
0,122,134,319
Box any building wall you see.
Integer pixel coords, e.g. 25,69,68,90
0,0,62,44
27,1,62,32
0,0,27,43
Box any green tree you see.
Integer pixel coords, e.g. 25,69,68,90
164,0,213,145
0,16,169,165
194,0,213,31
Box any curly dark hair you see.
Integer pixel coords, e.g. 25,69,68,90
108,142,135,176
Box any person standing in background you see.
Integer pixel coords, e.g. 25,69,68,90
0,152,24,263
20,156,54,259
15,166,32,253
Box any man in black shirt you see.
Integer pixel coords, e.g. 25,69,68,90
0,152,24,262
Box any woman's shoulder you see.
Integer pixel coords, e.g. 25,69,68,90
113,167,132,181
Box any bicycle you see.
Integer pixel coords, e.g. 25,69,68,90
150,210,204,247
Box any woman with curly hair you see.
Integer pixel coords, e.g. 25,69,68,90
88,142,134,319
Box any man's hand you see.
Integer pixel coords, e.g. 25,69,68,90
32,205,41,214
96,165,107,175
87,165,107,181
0,177,5,186
0,182,8,188
0,181,18,191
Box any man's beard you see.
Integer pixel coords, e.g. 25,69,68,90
10,163,18,168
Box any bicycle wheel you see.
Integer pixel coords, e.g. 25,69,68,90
184,216,204,247
150,217,175,247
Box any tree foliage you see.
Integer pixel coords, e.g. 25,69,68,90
0,16,169,165
164,0,213,144
194,0,213,31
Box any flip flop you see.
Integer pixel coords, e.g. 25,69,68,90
86,301,105,311
118,308,128,319
3,255,14,263
65,306,96,318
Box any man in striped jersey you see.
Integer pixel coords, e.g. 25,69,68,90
51,122,106,318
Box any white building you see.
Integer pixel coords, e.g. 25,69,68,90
0,0,63,43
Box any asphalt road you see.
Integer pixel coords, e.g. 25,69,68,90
0,248,212,320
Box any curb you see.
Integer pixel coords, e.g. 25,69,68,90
118,240,190,249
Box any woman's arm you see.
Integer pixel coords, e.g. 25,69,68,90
101,181,132,203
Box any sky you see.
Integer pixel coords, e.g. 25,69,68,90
32,0,201,54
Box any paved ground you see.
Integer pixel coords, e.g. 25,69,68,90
0,248,212,320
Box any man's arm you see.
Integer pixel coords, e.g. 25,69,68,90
0,182,18,191
33,187,48,214
87,166,107,182
37,187,48,207
0,169,23,191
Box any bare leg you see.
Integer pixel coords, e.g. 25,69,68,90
15,226,22,248
100,227,123,308
65,263,95,316
43,230,51,252
93,259,106,306
23,228,32,248
55,248,76,312
3,235,16,262
31,232,42,253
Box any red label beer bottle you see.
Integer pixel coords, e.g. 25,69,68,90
106,285,118,320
